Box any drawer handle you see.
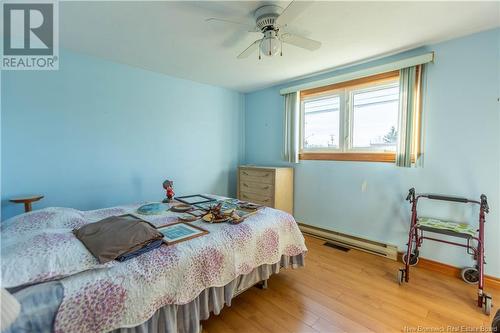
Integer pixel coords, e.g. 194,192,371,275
242,194,269,203
243,183,270,190
241,194,270,204
242,171,270,177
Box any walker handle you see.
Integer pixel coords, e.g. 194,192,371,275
480,194,489,213
426,194,469,203
406,188,415,202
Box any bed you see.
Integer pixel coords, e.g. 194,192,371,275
0,198,307,333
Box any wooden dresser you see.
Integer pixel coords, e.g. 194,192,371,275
237,165,294,215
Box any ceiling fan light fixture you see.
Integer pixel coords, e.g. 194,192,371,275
225,1,322,60
260,30,280,57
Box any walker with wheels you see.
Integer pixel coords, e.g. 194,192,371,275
398,188,492,315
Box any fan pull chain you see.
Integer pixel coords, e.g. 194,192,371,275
258,38,262,60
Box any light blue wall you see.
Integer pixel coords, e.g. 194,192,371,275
245,29,500,277
1,50,244,220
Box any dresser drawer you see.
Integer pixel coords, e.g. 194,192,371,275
239,180,274,196
239,191,274,206
239,168,274,184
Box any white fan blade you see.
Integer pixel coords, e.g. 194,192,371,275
206,18,257,30
276,1,314,26
237,39,262,59
281,33,321,51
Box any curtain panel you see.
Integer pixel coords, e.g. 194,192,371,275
396,65,423,167
283,91,300,163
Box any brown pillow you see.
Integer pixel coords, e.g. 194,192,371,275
74,214,163,263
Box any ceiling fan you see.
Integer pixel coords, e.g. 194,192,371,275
206,1,322,59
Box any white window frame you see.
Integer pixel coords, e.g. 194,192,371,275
300,79,400,154
299,91,344,153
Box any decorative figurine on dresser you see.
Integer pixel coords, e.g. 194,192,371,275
162,179,175,203
237,165,294,215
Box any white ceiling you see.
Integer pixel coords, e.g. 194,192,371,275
60,1,500,92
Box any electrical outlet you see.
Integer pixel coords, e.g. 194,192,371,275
361,181,368,192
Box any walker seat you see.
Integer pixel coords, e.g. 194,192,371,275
417,217,476,238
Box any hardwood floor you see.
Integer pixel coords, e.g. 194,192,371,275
203,235,498,333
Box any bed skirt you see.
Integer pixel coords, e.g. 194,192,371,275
5,254,304,333
113,253,305,333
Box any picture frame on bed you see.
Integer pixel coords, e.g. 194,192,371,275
157,222,208,245
195,199,238,212
194,201,217,210
176,213,198,222
187,209,207,218
175,194,215,205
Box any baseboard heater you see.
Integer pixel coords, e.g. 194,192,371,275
298,223,398,261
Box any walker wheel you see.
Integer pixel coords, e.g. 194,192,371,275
492,309,500,329
483,294,492,315
461,267,479,284
402,253,419,266
397,269,406,285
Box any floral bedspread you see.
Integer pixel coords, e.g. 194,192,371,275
0,199,307,333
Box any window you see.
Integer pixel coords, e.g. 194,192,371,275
299,71,402,162
303,95,341,149
351,83,399,151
